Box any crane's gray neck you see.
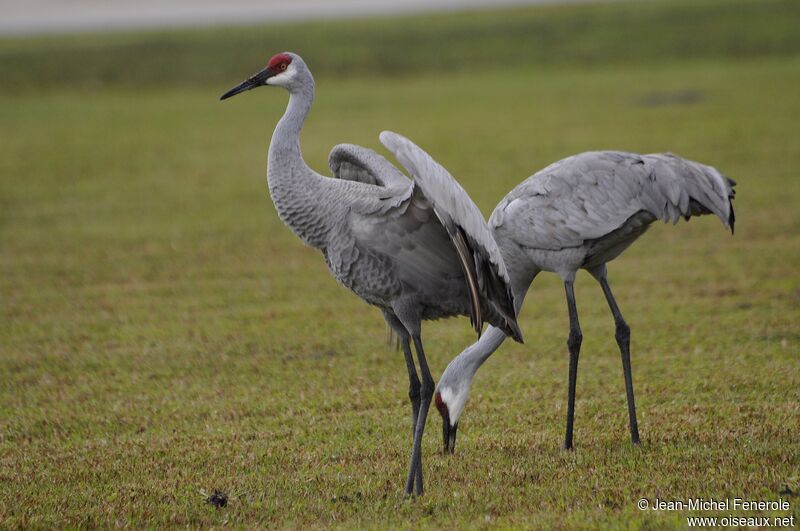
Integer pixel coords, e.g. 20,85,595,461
455,326,508,379
267,78,332,249
270,82,314,157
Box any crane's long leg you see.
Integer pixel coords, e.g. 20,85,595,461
405,334,434,497
400,336,423,492
564,279,583,450
596,273,640,445
400,337,421,438
384,311,422,492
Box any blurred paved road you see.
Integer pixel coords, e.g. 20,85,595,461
1,0,602,36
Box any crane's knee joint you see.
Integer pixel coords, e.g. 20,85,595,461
420,379,435,400
567,330,583,351
615,320,630,344
408,382,421,401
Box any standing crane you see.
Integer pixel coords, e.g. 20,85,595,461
220,52,523,497
433,151,736,453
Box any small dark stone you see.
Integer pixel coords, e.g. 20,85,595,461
205,489,228,508
779,485,796,497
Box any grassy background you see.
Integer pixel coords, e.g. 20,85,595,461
1,0,799,527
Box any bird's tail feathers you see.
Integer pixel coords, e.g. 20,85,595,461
645,153,736,234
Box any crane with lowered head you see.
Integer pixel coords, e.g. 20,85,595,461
434,150,736,453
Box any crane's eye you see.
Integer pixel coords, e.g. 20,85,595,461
280,63,288,71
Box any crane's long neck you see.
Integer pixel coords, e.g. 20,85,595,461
437,325,508,423
460,326,509,377
267,79,331,249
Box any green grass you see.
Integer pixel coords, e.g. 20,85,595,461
1,0,799,527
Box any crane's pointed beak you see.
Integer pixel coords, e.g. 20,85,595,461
443,417,458,455
220,68,272,100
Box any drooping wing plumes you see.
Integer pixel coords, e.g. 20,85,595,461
379,131,523,343
491,151,736,253
642,153,736,232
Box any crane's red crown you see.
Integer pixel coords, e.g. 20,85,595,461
267,53,293,72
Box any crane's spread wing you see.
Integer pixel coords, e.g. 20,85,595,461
491,151,736,251
379,131,522,343
329,144,413,190
328,143,414,216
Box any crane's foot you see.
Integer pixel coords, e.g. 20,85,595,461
403,472,423,499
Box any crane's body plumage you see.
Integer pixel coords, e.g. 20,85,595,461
436,149,736,453
221,52,521,496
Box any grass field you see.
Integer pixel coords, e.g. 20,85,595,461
1,0,799,527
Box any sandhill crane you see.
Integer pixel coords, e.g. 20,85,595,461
433,151,736,453
220,52,523,496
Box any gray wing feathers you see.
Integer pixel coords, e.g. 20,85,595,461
329,144,412,189
450,228,482,332
328,144,414,215
380,131,522,343
379,131,510,282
